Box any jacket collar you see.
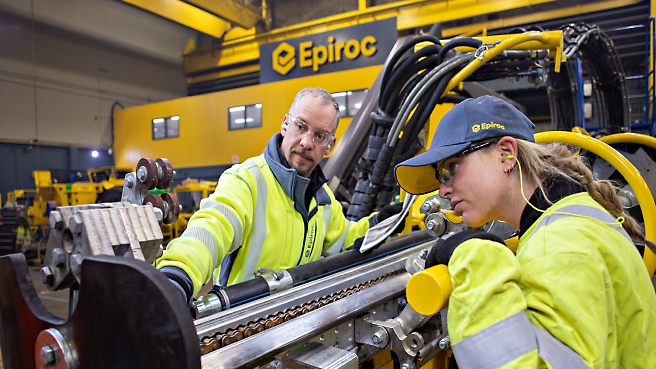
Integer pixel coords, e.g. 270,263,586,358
263,134,330,218
518,176,586,238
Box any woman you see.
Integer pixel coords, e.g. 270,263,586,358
395,95,656,368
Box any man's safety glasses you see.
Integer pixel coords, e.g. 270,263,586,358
433,140,497,185
286,115,334,146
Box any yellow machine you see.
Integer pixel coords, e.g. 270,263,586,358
20,167,130,225
172,179,218,239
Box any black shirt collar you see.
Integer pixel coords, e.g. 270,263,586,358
518,176,586,238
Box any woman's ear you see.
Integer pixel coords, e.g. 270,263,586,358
497,136,518,161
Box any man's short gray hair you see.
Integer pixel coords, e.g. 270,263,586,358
289,87,341,131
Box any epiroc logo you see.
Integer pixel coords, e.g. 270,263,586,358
272,42,296,75
260,18,397,84
472,122,506,133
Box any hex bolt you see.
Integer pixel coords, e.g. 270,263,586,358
397,297,407,308
70,254,83,274
69,214,83,233
52,248,66,267
49,211,63,230
152,207,164,223
137,166,147,182
125,176,134,188
426,220,436,230
420,202,431,213
438,336,451,350
371,327,389,348
400,362,415,369
40,267,53,285
269,360,283,369
40,345,56,366
418,249,429,260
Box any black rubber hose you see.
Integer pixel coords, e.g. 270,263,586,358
381,35,442,99
437,38,481,65
217,231,434,308
289,230,433,283
381,47,439,113
387,55,439,114
397,67,459,153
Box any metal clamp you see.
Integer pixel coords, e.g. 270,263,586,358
258,268,293,294
192,292,224,319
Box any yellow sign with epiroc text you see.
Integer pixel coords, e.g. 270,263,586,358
261,18,397,83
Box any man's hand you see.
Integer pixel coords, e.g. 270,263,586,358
425,230,505,268
376,203,407,234
160,266,194,307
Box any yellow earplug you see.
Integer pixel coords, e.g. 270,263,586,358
502,154,515,162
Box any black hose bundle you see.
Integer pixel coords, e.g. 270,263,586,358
547,23,630,133
344,26,582,221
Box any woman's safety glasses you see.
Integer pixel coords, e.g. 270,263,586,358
434,140,497,185
286,115,334,146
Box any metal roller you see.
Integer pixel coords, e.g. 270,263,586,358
156,158,175,189
136,158,158,190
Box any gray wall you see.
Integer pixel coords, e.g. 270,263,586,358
0,0,197,203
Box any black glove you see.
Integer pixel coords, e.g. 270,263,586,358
160,266,194,307
375,203,407,234
425,230,505,269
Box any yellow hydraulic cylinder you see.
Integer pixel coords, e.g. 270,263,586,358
406,264,452,317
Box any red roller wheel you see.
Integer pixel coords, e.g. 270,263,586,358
161,193,180,224
136,158,158,190
156,158,174,189
143,194,166,217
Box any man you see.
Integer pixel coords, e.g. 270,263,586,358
157,88,405,306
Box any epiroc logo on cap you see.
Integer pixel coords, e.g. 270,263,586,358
260,18,396,83
272,42,296,75
472,122,506,133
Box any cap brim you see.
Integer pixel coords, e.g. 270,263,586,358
394,142,470,195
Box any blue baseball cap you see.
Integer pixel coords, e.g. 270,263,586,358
395,95,536,195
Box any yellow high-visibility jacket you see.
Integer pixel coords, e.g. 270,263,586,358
156,134,374,296
447,190,656,368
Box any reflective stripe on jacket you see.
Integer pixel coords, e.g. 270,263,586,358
156,155,372,295
447,192,656,368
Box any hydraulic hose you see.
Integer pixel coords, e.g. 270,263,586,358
211,231,434,311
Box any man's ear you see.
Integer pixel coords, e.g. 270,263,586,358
324,138,336,155
281,115,288,136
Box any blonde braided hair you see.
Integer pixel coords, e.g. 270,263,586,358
515,140,656,253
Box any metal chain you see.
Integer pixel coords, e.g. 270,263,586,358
199,269,405,355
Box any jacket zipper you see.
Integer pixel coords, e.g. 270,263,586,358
296,206,318,265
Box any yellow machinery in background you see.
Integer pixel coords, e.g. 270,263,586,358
172,179,217,239
23,167,130,225
2,167,131,260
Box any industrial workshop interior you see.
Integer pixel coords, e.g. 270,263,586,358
0,0,655,368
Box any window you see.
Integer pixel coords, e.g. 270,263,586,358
332,89,368,117
229,103,262,130
152,116,179,140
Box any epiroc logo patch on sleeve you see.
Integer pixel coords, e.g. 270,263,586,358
260,18,397,83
